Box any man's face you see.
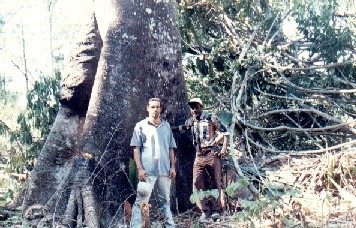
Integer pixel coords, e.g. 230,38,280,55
189,102,203,118
147,101,162,118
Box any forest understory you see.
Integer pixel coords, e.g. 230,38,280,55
175,148,356,228
1,147,355,228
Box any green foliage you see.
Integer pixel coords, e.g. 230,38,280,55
217,110,233,127
15,113,32,145
225,178,249,197
292,0,354,63
179,0,355,153
190,178,249,204
26,74,60,137
1,72,60,172
234,189,303,226
178,1,238,107
178,0,283,108
0,189,14,205
190,183,299,227
190,189,220,204
238,198,279,220
0,78,21,165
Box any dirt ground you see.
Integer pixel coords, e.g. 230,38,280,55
171,148,355,227
1,148,355,227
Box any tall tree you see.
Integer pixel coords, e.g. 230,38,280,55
22,0,192,227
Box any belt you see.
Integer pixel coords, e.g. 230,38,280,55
196,147,213,156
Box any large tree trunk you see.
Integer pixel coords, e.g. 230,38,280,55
23,0,193,226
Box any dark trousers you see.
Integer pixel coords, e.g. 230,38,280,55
192,150,223,214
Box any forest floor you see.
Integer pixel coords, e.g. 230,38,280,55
172,148,356,228
0,148,355,227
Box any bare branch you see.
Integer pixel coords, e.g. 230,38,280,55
255,86,323,105
284,113,324,149
244,129,266,195
0,119,11,132
279,59,356,71
244,128,276,195
240,120,354,133
248,138,356,155
11,60,26,77
251,108,344,124
259,154,290,168
282,91,344,142
336,68,356,88
334,12,356,18
277,72,356,94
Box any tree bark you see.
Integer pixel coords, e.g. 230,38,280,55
23,0,193,226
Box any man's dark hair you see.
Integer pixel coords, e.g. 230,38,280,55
147,98,161,107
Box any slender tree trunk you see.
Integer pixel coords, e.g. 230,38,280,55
20,19,28,92
48,0,58,79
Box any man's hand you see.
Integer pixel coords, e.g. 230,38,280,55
220,146,228,156
138,168,147,181
219,133,229,156
169,167,176,179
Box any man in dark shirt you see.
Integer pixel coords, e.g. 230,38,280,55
178,98,229,221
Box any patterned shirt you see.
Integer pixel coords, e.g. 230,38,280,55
130,118,176,176
183,112,226,150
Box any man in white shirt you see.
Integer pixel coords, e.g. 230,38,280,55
130,98,176,228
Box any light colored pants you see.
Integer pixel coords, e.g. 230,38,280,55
130,176,175,228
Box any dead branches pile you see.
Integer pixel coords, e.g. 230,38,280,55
257,149,356,227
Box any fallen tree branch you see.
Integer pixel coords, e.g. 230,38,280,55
276,72,356,94
251,108,340,122
279,59,356,71
244,129,276,196
329,178,356,204
284,113,324,149
247,139,356,155
259,155,290,168
241,120,353,133
283,91,341,143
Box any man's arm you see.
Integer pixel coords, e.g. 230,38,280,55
133,146,147,181
211,116,230,154
169,148,176,179
171,118,192,132
211,116,225,144
171,125,190,132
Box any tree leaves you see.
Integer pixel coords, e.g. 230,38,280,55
189,189,220,204
0,73,60,172
179,0,356,153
